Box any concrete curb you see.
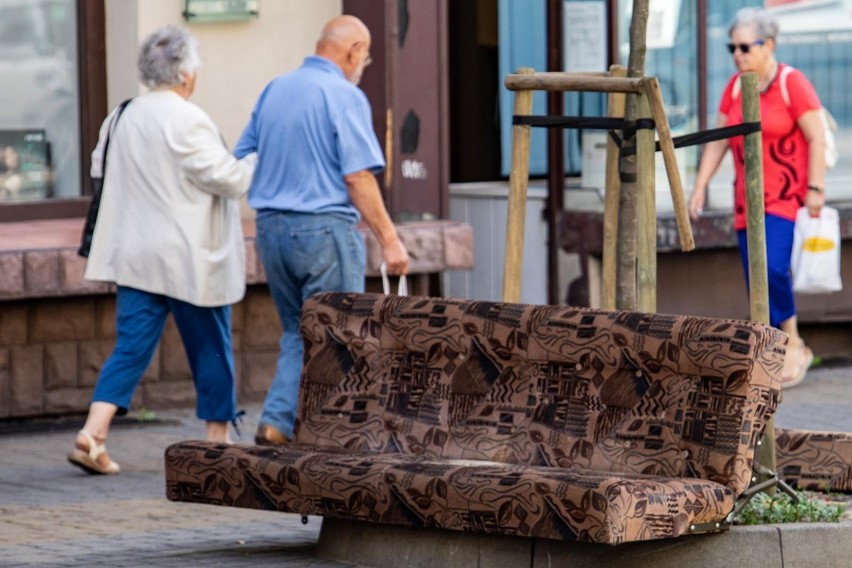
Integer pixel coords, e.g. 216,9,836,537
315,518,852,568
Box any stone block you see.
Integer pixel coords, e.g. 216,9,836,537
778,521,852,568
78,339,115,387
398,225,446,273
231,299,245,332
95,296,117,339
59,250,111,295
10,345,44,417
239,350,277,400
256,257,268,284
244,240,259,284
0,252,24,298
45,343,78,390
0,349,9,418
141,379,196,409
362,229,384,275
532,526,782,568
443,223,475,270
0,302,27,347
30,298,96,343
242,288,281,350
24,250,60,295
317,519,529,568
160,317,191,380
128,389,144,412
44,388,91,414
141,345,161,383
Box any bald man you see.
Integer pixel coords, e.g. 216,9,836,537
235,15,409,445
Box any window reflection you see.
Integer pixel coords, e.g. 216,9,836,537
0,0,80,201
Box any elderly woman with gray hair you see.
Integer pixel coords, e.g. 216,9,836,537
688,7,826,390
68,25,256,475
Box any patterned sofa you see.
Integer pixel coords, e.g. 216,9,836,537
165,292,786,544
776,429,852,492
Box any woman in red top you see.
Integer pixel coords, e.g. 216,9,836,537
688,7,827,388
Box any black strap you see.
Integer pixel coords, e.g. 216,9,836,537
101,98,134,172
513,114,762,152
512,114,655,132
77,98,133,258
664,122,762,150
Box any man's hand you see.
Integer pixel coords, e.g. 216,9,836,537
382,238,409,275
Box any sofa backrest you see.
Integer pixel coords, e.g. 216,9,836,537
294,292,786,494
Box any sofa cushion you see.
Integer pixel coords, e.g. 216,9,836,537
165,441,735,543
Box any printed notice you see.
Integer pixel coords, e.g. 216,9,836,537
565,2,607,73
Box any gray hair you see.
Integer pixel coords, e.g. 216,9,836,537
138,25,200,89
729,7,780,41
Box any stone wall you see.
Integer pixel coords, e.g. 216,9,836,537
0,219,474,419
0,286,282,419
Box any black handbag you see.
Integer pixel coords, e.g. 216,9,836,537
78,98,133,258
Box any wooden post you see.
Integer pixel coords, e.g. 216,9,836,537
602,65,627,310
502,68,535,303
742,72,776,490
616,0,650,311
636,90,656,313
643,77,695,252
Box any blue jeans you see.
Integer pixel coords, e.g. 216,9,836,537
255,211,365,438
737,214,796,328
92,286,237,421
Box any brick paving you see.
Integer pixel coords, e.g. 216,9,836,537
0,362,849,567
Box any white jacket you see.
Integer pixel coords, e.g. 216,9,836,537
85,89,256,307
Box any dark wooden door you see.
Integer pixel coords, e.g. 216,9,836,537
344,0,449,220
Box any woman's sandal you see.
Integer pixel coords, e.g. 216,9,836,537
781,342,814,390
67,429,121,475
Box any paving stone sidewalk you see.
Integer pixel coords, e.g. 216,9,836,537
0,362,849,567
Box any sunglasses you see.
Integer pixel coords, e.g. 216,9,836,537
726,39,765,54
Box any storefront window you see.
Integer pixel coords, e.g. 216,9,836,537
0,0,80,202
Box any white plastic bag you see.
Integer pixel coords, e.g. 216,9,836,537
791,206,842,294
380,262,408,296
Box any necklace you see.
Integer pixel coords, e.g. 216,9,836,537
759,61,779,93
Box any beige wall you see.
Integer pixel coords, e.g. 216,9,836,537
105,0,341,146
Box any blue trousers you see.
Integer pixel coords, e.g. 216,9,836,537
255,211,365,439
92,286,237,421
736,214,797,328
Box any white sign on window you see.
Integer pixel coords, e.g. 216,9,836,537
646,0,682,50
565,2,607,73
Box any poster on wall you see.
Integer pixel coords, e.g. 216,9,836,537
565,1,607,72
0,130,51,202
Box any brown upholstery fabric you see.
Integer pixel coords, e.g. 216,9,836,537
776,428,852,492
165,292,786,543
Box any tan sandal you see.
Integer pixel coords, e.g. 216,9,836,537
67,429,121,475
781,342,813,390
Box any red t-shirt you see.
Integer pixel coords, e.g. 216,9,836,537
719,64,822,230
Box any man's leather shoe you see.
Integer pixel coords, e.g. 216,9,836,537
255,424,289,445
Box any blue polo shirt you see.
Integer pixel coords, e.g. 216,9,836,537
234,56,385,222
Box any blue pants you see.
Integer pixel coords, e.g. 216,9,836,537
92,286,237,421
255,211,365,438
736,214,797,328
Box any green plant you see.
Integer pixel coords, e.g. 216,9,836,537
735,491,845,525
136,408,157,423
